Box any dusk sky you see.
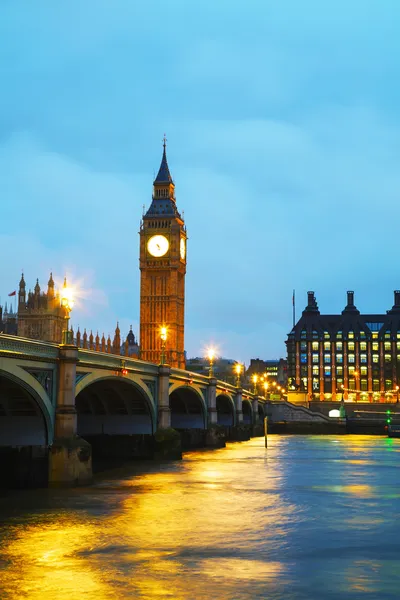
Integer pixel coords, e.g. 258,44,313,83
1,0,400,365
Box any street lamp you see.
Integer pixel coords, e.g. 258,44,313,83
61,279,74,345
263,381,269,399
207,348,216,377
252,374,258,395
396,385,399,403
160,325,167,365
234,363,242,387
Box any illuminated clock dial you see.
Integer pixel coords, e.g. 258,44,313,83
180,237,186,260
147,235,169,257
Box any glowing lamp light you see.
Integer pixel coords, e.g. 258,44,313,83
121,369,128,375
207,347,216,377
160,326,167,342
329,409,341,418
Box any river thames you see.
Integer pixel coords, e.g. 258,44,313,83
1,435,400,599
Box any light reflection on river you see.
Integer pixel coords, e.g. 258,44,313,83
1,435,400,599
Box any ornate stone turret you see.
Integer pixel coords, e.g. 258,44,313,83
18,273,26,306
95,332,100,352
113,322,121,355
101,334,106,352
47,272,55,299
107,335,111,353
76,327,81,347
83,328,88,349
89,330,94,350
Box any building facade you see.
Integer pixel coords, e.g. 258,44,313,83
139,141,187,368
286,290,400,402
17,273,68,343
247,358,288,386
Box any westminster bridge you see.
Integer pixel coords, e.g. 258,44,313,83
0,334,266,487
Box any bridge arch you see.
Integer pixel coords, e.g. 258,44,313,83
242,399,253,425
75,375,156,435
169,385,207,429
0,369,52,446
216,393,235,426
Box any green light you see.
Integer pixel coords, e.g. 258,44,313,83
387,418,392,424
387,410,391,414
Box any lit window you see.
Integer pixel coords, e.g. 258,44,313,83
372,354,379,363
312,330,319,339
324,355,331,364
349,379,355,390
336,342,343,351
348,331,354,339
312,354,319,363
301,330,307,339
385,331,391,339
301,354,307,364
312,366,319,376
325,366,331,376
360,342,367,351
360,354,367,364
397,342,400,351
302,377,307,389
372,332,379,339
324,342,331,351
348,342,355,351
361,379,368,391
324,331,330,340
385,379,392,389
336,366,343,375
373,379,380,391
372,342,379,351
301,341,307,351
312,342,319,351
312,378,319,390
349,367,355,376
336,331,343,339
336,354,343,363
361,366,367,376
397,332,400,339
337,378,343,386
385,354,391,362
348,354,355,363
360,331,366,339
384,342,391,351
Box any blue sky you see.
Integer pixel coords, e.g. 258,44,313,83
1,0,400,365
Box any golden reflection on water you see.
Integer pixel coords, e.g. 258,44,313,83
1,435,400,599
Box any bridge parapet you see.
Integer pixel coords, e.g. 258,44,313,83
77,349,159,375
0,333,59,360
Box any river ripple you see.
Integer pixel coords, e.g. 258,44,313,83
1,435,400,599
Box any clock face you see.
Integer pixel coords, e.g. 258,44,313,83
147,235,169,257
180,237,186,260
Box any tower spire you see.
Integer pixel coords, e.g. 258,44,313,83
153,135,173,184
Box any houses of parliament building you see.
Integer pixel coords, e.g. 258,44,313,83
0,273,139,357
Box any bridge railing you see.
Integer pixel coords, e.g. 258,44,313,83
77,349,159,375
0,334,60,359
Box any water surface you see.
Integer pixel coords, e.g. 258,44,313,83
1,435,400,599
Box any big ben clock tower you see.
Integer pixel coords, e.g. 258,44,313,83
139,139,187,369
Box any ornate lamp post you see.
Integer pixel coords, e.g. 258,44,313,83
263,381,269,399
61,282,74,345
160,326,167,365
396,385,399,403
234,363,242,387
207,348,216,377
252,374,258,395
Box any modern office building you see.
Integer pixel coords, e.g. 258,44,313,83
286,290,400,402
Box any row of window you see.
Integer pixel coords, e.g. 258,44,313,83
302,377,397,392
301,353,399,364
300,330,400,341
300,341,400,351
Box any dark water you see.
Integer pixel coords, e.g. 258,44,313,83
1,435,400,599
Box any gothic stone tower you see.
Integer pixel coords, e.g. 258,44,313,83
139,141,187,368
